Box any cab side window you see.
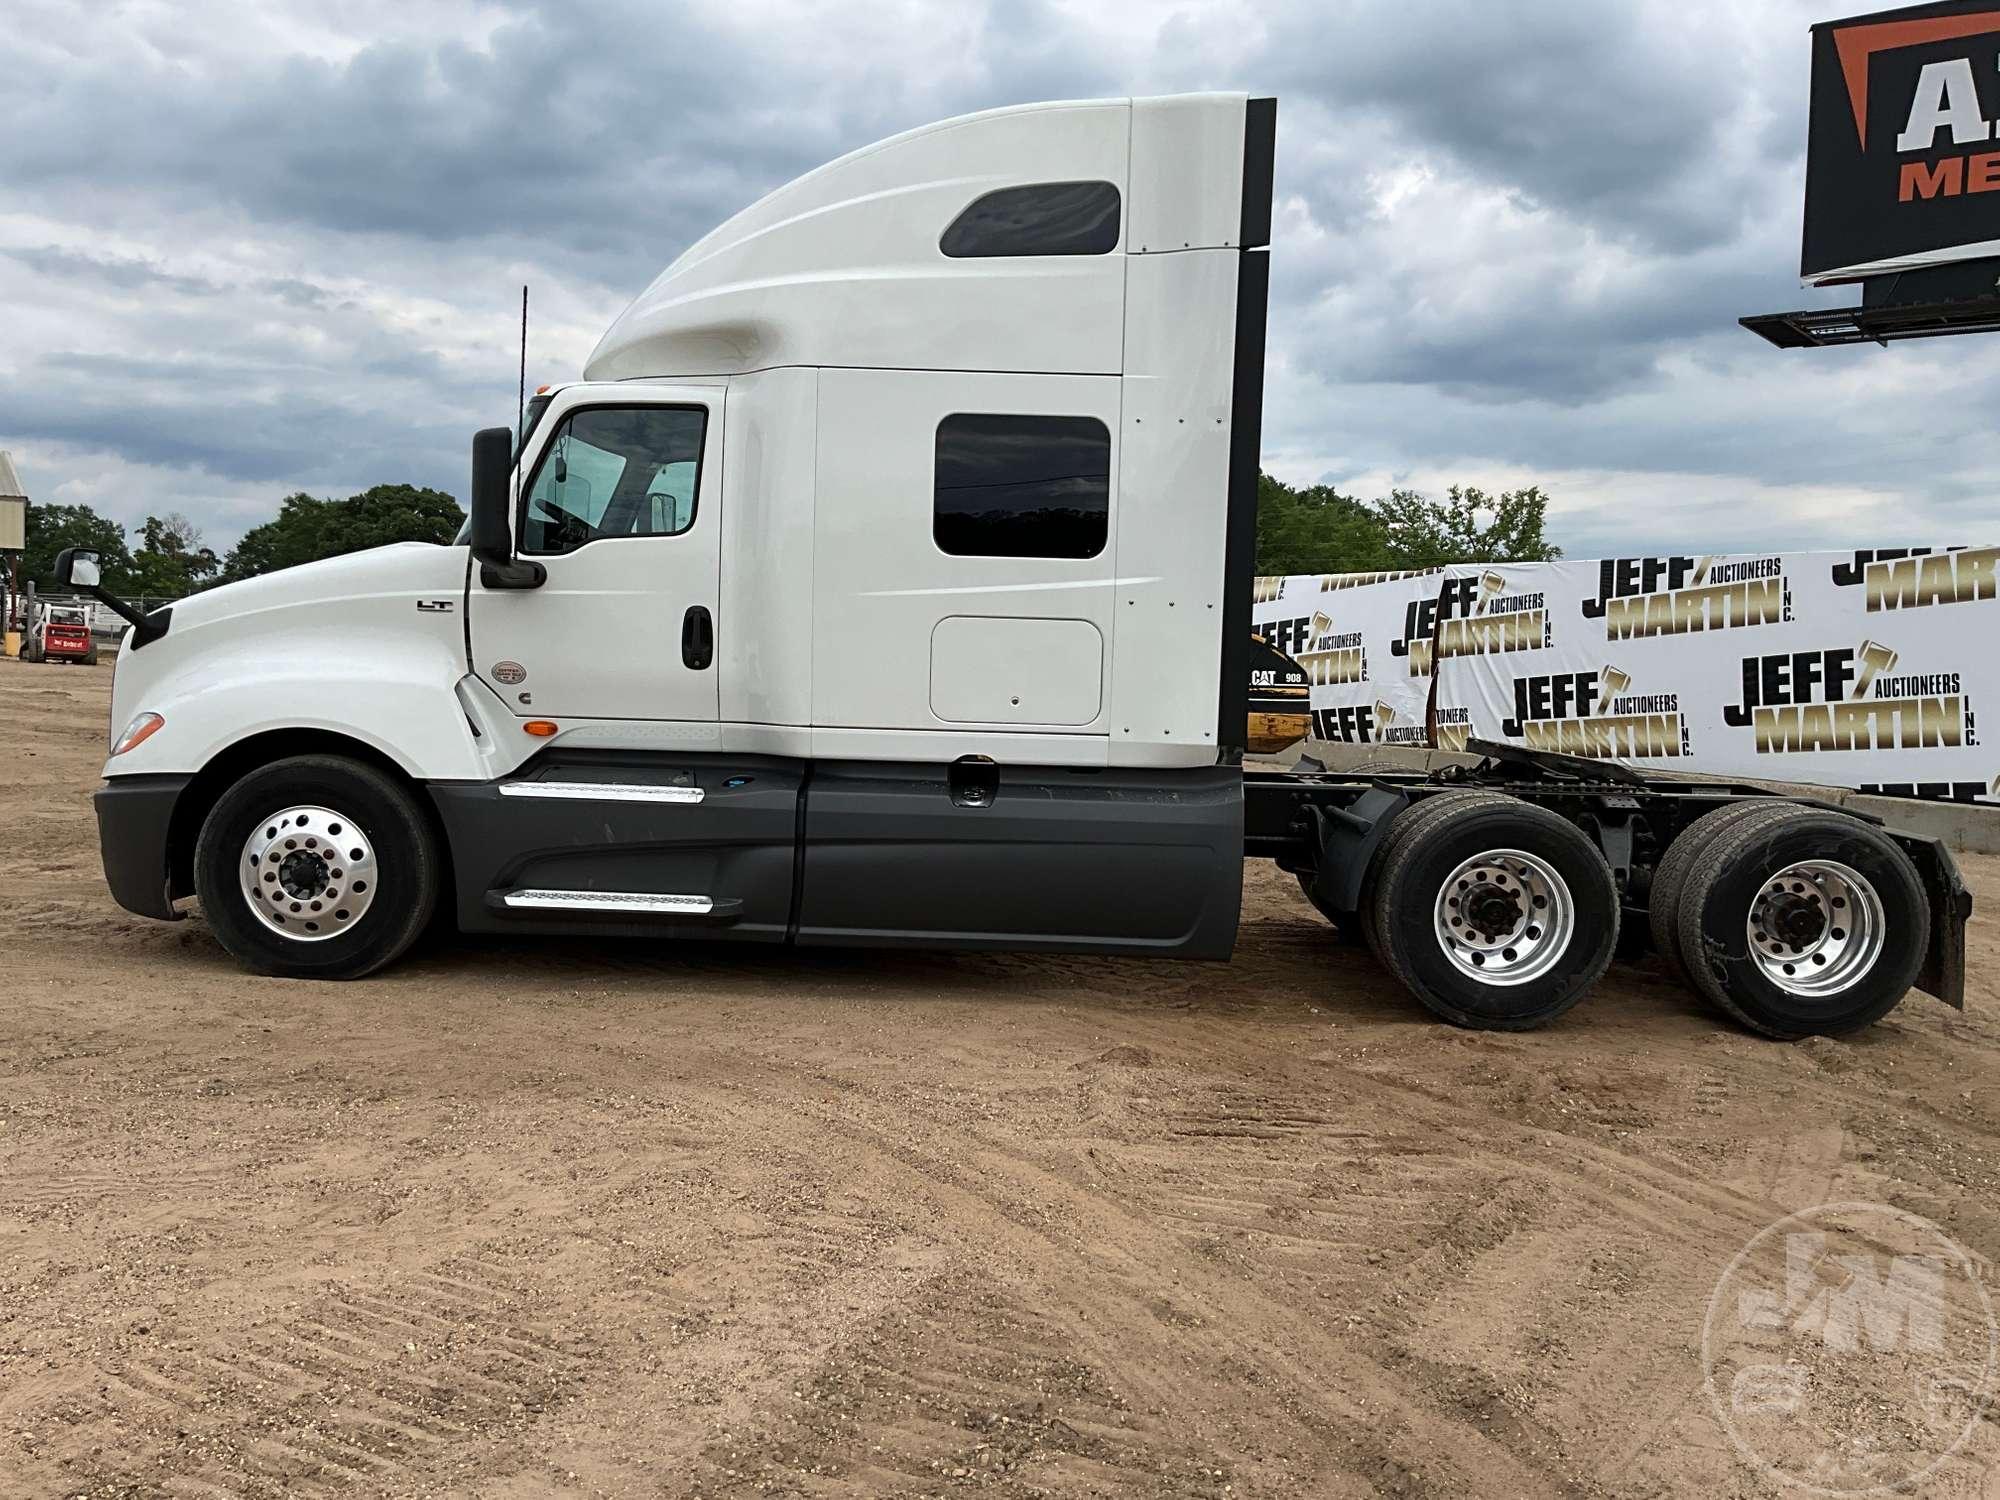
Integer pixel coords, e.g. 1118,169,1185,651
520,406,706,556
933,413,1110,559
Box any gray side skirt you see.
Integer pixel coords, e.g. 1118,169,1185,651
430,754,1244,961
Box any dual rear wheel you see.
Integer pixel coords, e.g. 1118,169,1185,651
1647,802,1927,1038
1311,792,1927,1037
1353,792,1621,1031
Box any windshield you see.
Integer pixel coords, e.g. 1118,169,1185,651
450,392,559,546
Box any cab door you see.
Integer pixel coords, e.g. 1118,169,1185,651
470,386,722,721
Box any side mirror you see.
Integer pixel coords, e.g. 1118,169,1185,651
469,426,544,588
53,545,171,647
56,547,101,590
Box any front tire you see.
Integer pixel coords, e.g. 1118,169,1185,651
1370,797,1620,1030
194,754,440,979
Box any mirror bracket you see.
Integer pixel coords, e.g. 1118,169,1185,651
53,546,171,649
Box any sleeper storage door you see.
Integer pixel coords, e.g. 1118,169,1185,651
470,387,723,723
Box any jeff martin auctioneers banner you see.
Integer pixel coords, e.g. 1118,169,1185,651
1256,548,1999,804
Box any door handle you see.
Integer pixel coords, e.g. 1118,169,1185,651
682,606,714,670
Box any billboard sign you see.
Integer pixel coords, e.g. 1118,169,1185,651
1803,0,2000,284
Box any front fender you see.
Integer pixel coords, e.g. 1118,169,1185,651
103,623,494,782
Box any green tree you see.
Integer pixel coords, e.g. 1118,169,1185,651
1373,484,1562,570
219,492,333,581
1255,473,1560,574
127,512,220,597
20,501,136,591
1254,473,1392,576
221,484,462,583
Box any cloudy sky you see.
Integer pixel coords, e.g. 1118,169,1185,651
2,0,1995,560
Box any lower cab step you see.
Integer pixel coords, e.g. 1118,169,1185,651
488,889,741,918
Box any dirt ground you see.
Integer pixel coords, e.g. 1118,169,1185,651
4,658,2000,1499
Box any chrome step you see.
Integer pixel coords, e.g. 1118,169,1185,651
497,781,704,804
501,889,715,914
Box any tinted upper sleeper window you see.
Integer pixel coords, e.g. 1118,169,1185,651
939,181,1121,257
934,413,1110,559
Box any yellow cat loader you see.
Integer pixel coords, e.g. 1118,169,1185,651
1246,633,1311,756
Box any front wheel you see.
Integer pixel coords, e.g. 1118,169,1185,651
194,754,440,979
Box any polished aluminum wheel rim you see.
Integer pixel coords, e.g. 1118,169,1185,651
1432,847,1574,986
239,805,378,942
1748,859,1884,998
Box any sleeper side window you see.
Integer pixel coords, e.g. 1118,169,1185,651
939,181,1121,257
520,405,706,556
933,413,1110,560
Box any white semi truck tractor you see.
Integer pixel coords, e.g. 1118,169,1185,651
61,93,1970,1037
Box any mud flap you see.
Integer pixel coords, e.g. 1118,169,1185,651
1894,831,1972,1008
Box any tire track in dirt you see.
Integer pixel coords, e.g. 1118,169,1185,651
28,1249,591,1497
656,1051,1582,1497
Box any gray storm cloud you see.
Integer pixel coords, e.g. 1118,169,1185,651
0,0,1993,555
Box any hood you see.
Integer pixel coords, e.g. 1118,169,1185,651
107,542,473,760
164,543,467,632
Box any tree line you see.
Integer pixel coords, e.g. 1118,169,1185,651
18,485,463,597
16,472,1558,597
1255,473,1560,575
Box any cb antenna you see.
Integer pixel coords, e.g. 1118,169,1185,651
517,285,528,449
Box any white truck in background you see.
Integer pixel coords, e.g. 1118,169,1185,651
60,93,1970,1038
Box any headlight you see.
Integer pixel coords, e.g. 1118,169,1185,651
111,711,165,756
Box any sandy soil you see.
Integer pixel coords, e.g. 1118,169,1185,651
3,657,1999,1499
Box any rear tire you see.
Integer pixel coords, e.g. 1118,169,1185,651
195,754,440,979
1647,801,1808,982
1370,798,1619,1030
1675,809,1928,1038
1360,791,1519,962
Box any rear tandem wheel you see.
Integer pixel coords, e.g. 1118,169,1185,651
1673,807,1929,1038
1364,795,1621,1031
